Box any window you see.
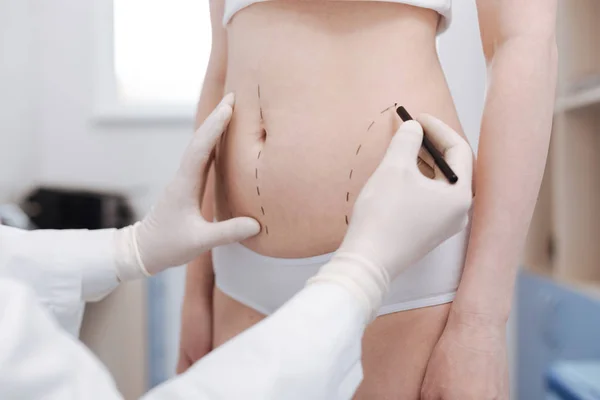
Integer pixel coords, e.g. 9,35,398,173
94,0,212,122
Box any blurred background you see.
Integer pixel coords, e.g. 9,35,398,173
1,0,598,399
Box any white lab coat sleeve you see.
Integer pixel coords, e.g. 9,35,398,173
0,225,120,336
0,278,124,400
143,282,368,400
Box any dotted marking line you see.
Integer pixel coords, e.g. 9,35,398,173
256,84,268,235
345,103,397,225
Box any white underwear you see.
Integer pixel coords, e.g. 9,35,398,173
213,227,469,316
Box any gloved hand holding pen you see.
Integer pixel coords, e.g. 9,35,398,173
309,114,473,320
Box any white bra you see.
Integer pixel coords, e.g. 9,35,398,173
223,0,452,32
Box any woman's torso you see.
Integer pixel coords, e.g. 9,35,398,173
215,1,466,258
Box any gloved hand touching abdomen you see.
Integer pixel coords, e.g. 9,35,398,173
114,93,260,281
0,94,260,332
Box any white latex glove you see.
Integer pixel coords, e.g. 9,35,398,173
0,278,124,400
309,115,473,319
114,94,260,280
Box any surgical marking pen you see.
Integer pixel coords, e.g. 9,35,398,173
396,106,458,184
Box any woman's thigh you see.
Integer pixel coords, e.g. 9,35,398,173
213,287,450,399
212,287,266,348
356,303,450,399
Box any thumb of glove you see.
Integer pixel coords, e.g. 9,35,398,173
200,217,261,249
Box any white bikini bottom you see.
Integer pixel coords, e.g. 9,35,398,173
213,227,469,316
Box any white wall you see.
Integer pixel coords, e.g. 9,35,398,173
35,0,194,214
1,0,197,215
438,0,486,151
0,0,38,203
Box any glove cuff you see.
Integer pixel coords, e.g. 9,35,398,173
307,252,390,323
113,223,151,281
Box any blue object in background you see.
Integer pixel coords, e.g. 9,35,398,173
147,266,187,389
147,273,168,389
518,271,600,399
546,362,600,400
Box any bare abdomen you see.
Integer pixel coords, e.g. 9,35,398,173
214,1,467,257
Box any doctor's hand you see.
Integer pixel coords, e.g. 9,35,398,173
114,94,260,280
310,115,473,318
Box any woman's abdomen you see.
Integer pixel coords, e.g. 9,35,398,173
215,1,466,257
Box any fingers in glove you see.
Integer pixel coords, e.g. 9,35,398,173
417,114,473,184
203,217,261,248
383,120,424,170
179,93,235,179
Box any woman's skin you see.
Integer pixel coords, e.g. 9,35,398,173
178,0,558,398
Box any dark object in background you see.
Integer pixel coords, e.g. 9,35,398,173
21,187,134,229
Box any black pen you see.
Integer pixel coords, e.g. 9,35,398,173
396,106,458,184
